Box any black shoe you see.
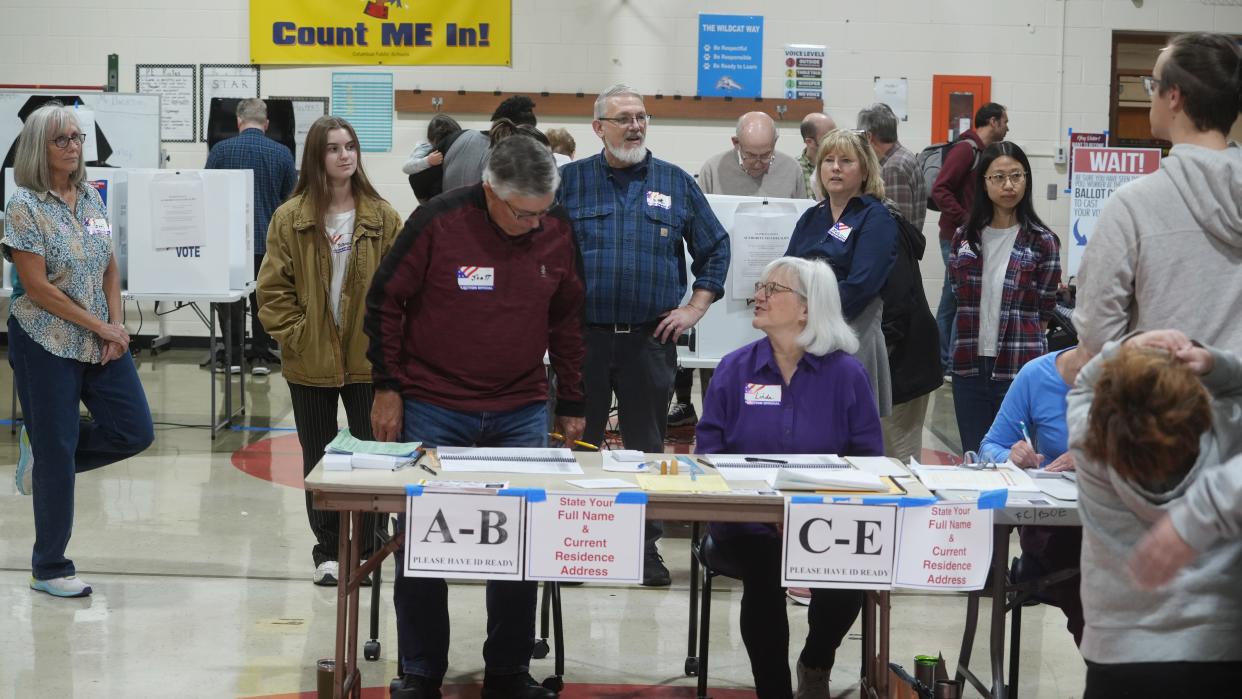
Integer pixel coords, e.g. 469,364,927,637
390,674,442,699
642,551,672,587
481,672,557,699
666,402,698,427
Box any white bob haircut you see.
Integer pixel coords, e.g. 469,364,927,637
760,256,858,356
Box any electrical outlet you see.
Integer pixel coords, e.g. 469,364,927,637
1054,146,1067,165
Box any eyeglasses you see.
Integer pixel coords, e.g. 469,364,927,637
1142,76,1162,97
48,133,87,149
597,114,651,127
984,171,1028,187
500,196,554,221
961,451,999,470
736,147,776,166
753,281,804,298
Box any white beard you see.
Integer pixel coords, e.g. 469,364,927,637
605,140,648,166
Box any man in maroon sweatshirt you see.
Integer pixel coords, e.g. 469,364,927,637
929,102,1009,375
366,135,583,699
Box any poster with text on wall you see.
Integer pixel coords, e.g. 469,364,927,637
1069,147,1162,275
784,45,825,101
697,14,763,98
525,492,646,583
250,0,512,66
1065,131,1108,192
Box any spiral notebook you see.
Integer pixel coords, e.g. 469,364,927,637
435,447,585,475
706,454,848,483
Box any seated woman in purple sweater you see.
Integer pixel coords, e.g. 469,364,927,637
696,256,884,699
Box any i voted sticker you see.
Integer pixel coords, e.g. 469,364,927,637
957,242,977,259
645,191,672,210
826,221,852,243
84,218,112,237
743,383,782,406
456,266,495,291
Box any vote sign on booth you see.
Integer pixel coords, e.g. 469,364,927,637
404,491,526,580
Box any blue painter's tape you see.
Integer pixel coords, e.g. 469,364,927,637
498,488,529,498
832,496,851,502
524,488,547,503
861,496,903,506
790,495,824,504
615,491,648,505
977,488,1009,510
405,484,424,497
899,496,939,508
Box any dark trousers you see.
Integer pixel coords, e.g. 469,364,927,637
287,381,378,567
1084,660,1242,698
951,356,1012,455
936,239,956,373
216,253,275,361
394,398,548,681
1018,525,1084,645
714,530,864,699
249,253,275,359
673,367,714,405
582,326,677,549
8,316,154,579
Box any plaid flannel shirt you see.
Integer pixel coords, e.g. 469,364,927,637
878,141,926,232
948,223,1062,380
206,128,297,255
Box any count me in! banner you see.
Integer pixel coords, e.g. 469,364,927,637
250,0,512,66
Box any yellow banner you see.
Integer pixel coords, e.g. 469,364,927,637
250,0,511,66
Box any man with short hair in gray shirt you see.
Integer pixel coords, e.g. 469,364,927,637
698,111,805,199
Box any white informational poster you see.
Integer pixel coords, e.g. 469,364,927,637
148,174,207,249
782,44,826,101
200,64,260,141
873,78,908,121
729,201,806,301
73,107,98,162
893,503,992,591
525,492,646,583
782,501,897,590
291,100,326,168
404,491,526,581
1068,146,1161,275
136,65,196,142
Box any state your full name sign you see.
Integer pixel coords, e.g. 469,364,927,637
526,492,646,583
893,503,992,590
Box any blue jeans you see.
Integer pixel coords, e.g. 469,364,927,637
394,398,547,681
8,316,154,579
936,239,956,373
951,356,1012,455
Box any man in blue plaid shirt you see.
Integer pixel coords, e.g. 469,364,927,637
557,84,730,586
206,98,296,376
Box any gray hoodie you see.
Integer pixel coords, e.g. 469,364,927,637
1069,340,1242,664
1074,144,1242,355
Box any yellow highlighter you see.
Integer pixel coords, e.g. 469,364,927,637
548,432,600,451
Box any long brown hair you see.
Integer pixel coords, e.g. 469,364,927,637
292,116,384,232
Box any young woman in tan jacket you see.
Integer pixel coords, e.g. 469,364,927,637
257,115,403,585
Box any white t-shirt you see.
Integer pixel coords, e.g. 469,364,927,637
325,210,355,326
978,224,1020,357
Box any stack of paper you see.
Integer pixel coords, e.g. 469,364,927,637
770,468,888,492
707,454,847,483
602,450,650,473
910,459,1038,492
322,429,422,471
436,447,584,475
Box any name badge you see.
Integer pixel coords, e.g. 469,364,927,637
827,221,852,243
645,191,672,209
84,217,112,238
456,266,495,291
744,383,782,406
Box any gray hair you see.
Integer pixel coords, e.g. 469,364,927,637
482,134,560,199
593,83,644,119
236,98,268,124
13,103,86,192
856,103,898,144
762,256,858,356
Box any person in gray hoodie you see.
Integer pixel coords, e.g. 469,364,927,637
1075,32,1242,356
1069,329,1242,697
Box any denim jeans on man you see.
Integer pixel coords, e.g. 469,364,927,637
394,398,547,682
951,356,1013,455
8,316,154,580
936,239,956,373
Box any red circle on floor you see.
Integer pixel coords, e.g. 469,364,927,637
232,433,308,489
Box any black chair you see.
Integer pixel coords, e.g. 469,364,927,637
684,524,748,699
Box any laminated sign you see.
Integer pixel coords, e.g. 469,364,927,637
404,488,526,580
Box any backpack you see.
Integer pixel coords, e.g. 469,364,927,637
916,137,980,212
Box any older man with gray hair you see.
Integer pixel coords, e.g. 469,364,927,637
698,111,805,198
369,133,584,699
857,102,925,232
798,111,837,199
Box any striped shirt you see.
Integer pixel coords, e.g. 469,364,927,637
557,151,730,324
205,128,297,255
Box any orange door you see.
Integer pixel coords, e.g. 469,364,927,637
931,75,992,143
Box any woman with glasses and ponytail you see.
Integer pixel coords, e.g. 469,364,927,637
948,141,1061,454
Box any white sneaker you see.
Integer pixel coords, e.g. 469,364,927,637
313,561,339,586
15,425,33,495
30,575,92,598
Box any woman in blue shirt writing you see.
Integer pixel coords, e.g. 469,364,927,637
786,128,899,418
697,256,883,699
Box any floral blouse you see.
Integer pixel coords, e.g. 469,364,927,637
2,183,113,363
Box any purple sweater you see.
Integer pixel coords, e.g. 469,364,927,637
697,338,885,537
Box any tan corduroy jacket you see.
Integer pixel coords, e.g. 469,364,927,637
257,193,403,387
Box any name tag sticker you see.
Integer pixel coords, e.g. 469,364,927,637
645,191,672,209
84,218,112,237
456,266,495,291
957,242,976,259
826,222,852,243
744,383,782,406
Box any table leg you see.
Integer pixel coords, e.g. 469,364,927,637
347,511,362,698
334,513,351,698
209,303,219,440
877,590,890,696
989,523,1010,699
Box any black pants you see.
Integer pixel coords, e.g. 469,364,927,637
714,531,864,699
1084,659,1242,698
583,326,677,550
673,367,714,405
1018,525,1084,645
288,381,378,566
249,253,276,359
216,253,276,361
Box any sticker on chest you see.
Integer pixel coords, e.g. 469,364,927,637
456,266,495,291
744,383,782,405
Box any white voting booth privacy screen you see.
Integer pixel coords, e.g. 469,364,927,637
683,195,816,364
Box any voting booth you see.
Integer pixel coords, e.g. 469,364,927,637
125,169,253,295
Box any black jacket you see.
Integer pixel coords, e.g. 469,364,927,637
879,202,943,404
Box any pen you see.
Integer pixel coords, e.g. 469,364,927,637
1019,421,1034,448
411,450,438,476
745,457,787,464
696,458,713,470
548,432,599,451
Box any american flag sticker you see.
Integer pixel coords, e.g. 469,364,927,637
456,266,495,291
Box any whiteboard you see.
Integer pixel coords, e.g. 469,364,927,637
680,194,816,365
0,90,162,170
